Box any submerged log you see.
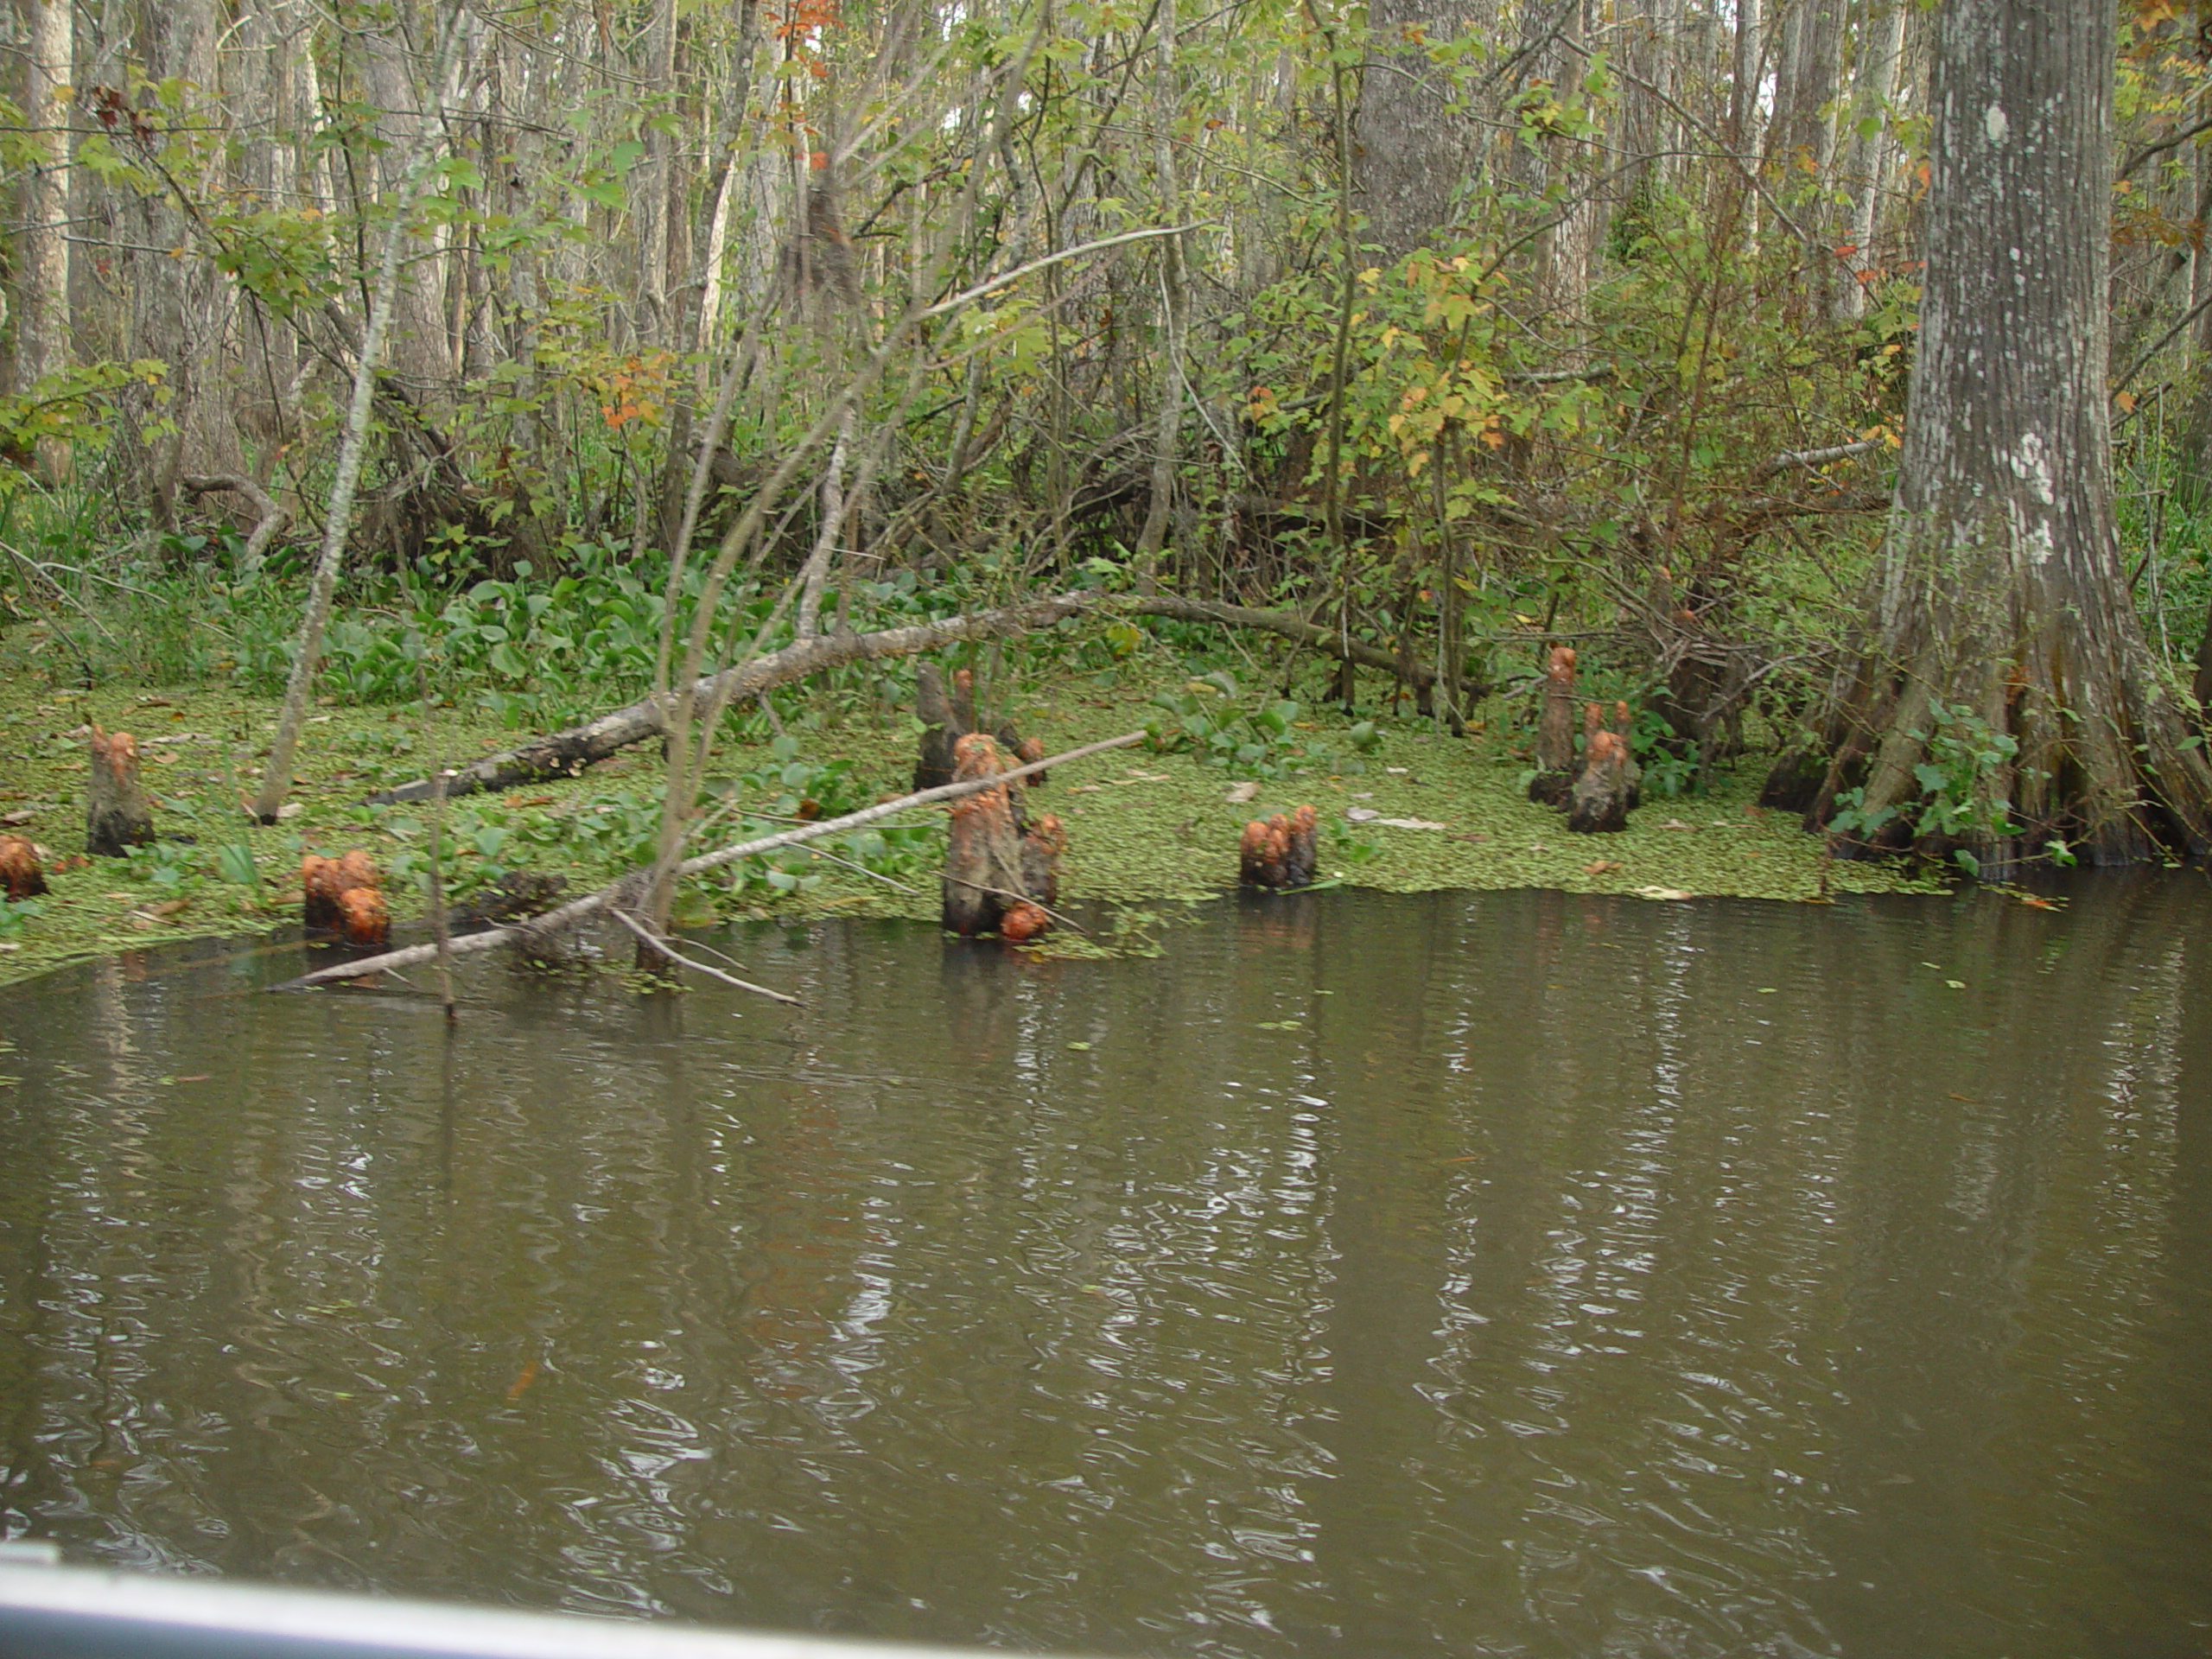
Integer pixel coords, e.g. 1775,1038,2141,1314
0,835,48,899
1529,645,1579,806
454,870,569,929
86,728,155,856
1238,805,1320,889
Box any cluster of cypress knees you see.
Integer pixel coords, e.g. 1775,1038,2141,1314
918,664,1326,938
2,690,1338,960
1,726,155,906
917,665,1065,940
1524,645,1642,833
1,724,409,950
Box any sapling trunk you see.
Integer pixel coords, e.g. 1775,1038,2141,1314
249,4,472,824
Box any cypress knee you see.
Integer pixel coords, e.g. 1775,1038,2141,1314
1529,645,1579,805
86,728,154,856
302,854,346,928
335,885,391,949
1020,812,1065,908
1239,820,1273,887
0,835,47,899
949,667,978,737
999,901,1050,944
1568,729,1633,833
1238,806,1321,890
1612,701,1643,809
914,663,963,791
942,733,1027,936
1282,804,1319,887
1007,730,1047,785
303,849,388,942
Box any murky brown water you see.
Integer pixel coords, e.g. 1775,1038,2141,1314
3,880,2209,1658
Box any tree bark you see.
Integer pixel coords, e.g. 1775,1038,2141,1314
251,4,474,823
1835,0,1907,320
1351,0,1487,261
1764,0,2212,868
1133,0,1190,573
20,0,72,479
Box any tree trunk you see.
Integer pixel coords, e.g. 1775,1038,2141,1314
1835,0,1907,320
1351,0,1487,260
20,0,72,478
1134,0,1190,573
251,3,473,823
1764,0,2212,868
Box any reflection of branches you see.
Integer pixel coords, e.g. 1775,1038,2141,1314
607,907,803,1005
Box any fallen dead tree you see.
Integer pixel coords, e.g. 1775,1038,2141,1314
272,728,1147,992
370,593,1092,803
371,588,1491,807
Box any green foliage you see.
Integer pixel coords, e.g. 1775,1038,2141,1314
1623,709,1700,798
1828,702,2024,874
1144,671,1370,778
1325,814,1378,873
0,362,171,486
365,733,940,912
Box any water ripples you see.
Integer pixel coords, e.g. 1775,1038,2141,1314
3,879,2210,1657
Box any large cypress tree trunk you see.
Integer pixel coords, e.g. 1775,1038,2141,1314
1765,0,2212,868
1350,0,1490,262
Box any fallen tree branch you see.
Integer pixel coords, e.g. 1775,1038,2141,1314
369,592,1095,803
181,474,292,568
1123,594,1493,699
1708,487,1891,530
1748,440,1881,483
270,728,1147,990
372,584,1501,810
605,906,803,1003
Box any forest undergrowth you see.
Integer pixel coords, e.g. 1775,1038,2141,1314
0,520,2008,988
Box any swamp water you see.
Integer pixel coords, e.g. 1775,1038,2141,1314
2,881,2209,1659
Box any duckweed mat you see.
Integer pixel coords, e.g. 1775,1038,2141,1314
0,664,1941,988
